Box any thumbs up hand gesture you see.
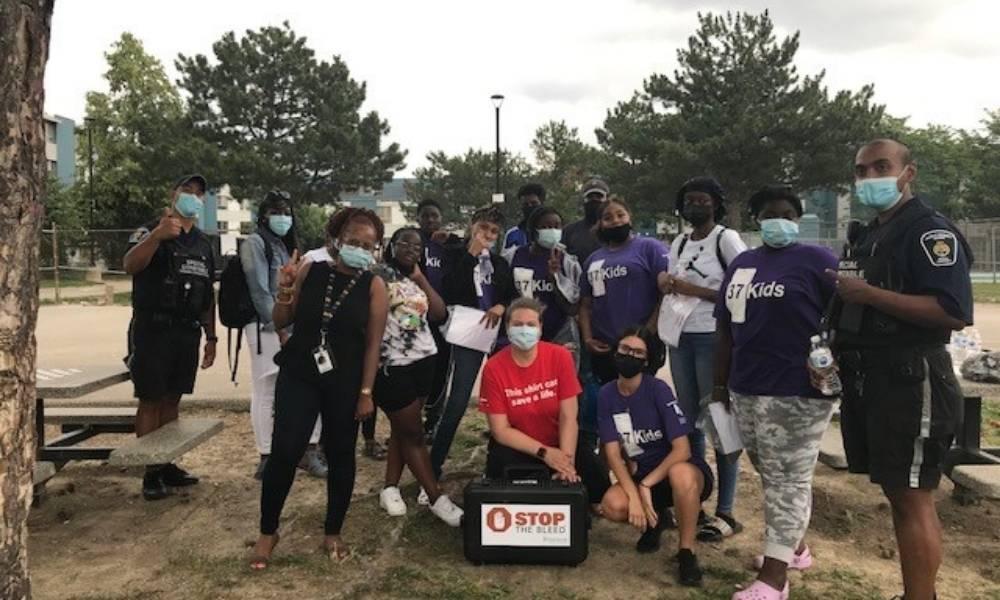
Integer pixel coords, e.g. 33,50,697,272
152,207,182,241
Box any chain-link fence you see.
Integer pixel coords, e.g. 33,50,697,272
956,219,1000,283
39,227,137,304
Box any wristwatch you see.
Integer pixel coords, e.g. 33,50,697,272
360,387,373,396
536,446,547,459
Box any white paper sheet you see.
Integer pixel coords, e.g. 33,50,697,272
443,305,501,353
657,293,701,348
708,401,744,455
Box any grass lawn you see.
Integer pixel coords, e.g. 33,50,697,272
39,270,130,289
974,282,1000,303
985,399,1000,448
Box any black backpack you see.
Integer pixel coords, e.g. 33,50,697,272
218,235,274,383
675,226,730,271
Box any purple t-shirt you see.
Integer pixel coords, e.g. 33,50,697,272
420,233,447,296
510,245,569,341
597,374,706,478
580,236,669,344
714,243,838,398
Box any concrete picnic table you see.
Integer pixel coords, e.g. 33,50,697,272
35,365,132,464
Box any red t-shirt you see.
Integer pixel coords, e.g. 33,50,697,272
478,342,582,447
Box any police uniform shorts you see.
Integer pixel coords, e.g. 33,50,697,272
128,314,202,400
840,346,961,490
374,355,436,413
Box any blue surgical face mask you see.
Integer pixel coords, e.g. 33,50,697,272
759,218,799,248
508,325,541,351
338,243,375,270
536,228,562,250
855,171,905,212
268,215,293,237
175,192,202,219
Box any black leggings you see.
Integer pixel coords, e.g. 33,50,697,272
260,368,360,536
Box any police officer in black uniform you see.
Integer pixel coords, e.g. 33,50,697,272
123,174,218,500
827,139,972,600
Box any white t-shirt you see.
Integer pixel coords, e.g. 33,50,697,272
303,247,333,263
668,226,748,333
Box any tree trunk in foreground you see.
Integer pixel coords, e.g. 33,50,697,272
0,1,55,599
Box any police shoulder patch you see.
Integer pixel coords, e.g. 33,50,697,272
919,229,958,267
128,227,151,244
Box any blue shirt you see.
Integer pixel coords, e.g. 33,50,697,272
503,226,529,249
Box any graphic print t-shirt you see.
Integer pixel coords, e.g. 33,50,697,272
381,270,437,366
597,374,705,478
580,236,669,344
510,246,570,341
714,243,838,398
479,342,582,447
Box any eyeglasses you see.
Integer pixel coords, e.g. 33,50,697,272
343,238,378,252
616,345,647,359
394,241,423,252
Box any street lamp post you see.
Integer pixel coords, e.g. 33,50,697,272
490,94,504,195
84,117,96,266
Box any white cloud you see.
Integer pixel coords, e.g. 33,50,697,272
43,0,1000,178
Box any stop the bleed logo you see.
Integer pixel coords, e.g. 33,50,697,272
480,503,571,547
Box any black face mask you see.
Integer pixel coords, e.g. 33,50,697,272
598,223,631,245
522,205,538,222
683,204,713,227
584,201,604,224
614,352,645,379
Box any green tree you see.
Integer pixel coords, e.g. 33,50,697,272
40,175,87,267
176,22,406,204
598,11,884,227
530,120,608,220
82,33,219,264
879,116,978,218
406,149,533,227
295,203,329,251
967,109,1000,218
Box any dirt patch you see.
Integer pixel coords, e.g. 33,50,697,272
29,408,1000,600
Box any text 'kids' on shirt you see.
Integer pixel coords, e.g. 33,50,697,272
597,373,709,478
479,342,582,448
714,243,838,399
580,235,669,344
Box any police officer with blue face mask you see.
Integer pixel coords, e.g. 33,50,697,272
124,174,218,500
828,139,973,600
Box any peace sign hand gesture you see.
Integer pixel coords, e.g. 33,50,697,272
278,249,302,289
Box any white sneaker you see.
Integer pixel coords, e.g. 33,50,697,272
430,494,464,527
379,486,407,517
417,487,429,506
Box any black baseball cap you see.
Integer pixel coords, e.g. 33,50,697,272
174,174,207,193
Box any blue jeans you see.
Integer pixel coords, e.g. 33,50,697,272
430,345,485,479
668,331,739,516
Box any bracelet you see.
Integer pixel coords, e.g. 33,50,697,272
275,295,294,305
360,387,373,396
279,285,295,294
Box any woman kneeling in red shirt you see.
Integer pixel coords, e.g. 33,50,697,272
479,297,610,506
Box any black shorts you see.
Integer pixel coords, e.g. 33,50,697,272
636,461,714,508
374,355,436,413
839,346,961,490
128,315,201,400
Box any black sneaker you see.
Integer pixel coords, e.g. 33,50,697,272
161,463,199,487
677,549,703,587
142,470,170,501
635,525,663,553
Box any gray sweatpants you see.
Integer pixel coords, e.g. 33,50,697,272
731,393,836,563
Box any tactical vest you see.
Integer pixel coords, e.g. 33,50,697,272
834,199,967,349
135,234,214,322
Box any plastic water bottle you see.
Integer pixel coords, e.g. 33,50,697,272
809,333,842,397
949,330,971,374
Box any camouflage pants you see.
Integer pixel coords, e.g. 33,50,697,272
731,393,836,563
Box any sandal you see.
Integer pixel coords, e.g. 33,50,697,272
697,514,743,542
322,538,351,562
248,533,280,571
363,439,387,461
731,579,789,600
